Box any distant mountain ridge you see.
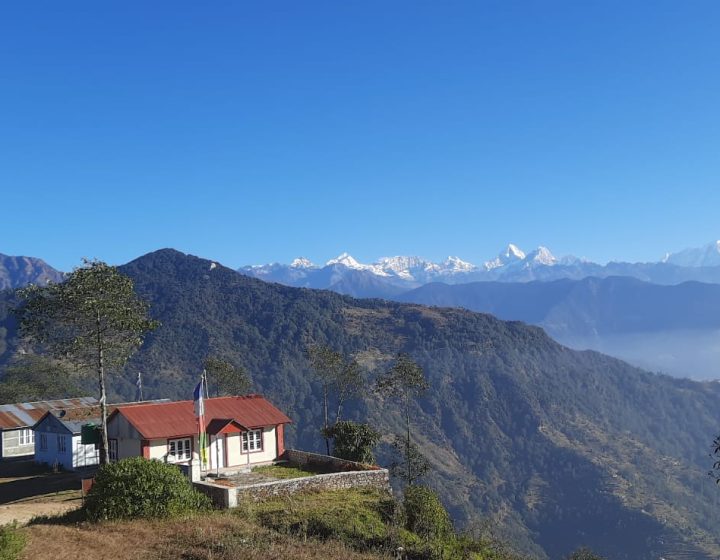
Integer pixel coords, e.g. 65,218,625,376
0,253,64,290
239,240,720,298
399,276,720,379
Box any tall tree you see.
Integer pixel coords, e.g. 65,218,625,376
306,345,364,455
204,356,251,397
16,260,158,464
376,353,429,485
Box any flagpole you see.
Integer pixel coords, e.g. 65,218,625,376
136,371,144,402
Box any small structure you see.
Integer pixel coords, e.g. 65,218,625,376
107,395,292,481
33,406,103,470
0,397,98,460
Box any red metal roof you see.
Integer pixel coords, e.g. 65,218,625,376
112,395,292,440
206,418,246,435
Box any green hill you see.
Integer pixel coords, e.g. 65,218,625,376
3,248,720,559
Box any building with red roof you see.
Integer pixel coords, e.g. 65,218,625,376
107,395,292,480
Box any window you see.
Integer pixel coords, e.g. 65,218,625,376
19,429,34,446
242,429,263,452
39,433,47,451
168,438,191,462
109,439,118,462
57,435,67,454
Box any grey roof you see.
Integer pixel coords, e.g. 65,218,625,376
0,397,99,430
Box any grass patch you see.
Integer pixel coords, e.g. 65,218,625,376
251,464,319,479
240,488,397,551
0,523,26,560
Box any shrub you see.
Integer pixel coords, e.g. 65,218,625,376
403,485,453,542
326,421,381,464
84,457,211,521
565,548,606,560
0,523,26,560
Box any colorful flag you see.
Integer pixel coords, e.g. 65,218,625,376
194,376,208,467
193,378,205,417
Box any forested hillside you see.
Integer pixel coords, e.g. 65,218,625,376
3,249,720,559
398,277,720,378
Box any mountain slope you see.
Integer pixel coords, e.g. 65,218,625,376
398,277,720,379
0,254,63,290
108,249,720,560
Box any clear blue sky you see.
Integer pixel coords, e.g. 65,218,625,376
1,1,719,271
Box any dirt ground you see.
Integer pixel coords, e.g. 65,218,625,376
0,459,85,525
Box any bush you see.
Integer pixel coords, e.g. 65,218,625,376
0,523,26,560
84,457,211,521
326,421,381,464
403,485,453,542
565,548,606,560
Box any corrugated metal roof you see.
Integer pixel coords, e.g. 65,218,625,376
0,397,99,430
113,395,292,440
34,399,171,434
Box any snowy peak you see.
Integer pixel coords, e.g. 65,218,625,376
663,240,720,267
526,246,557,266
325,253,390,276
326,252,363,269
484,243,526,270
290,257,316,269
505,244,526,260
441,256,476,273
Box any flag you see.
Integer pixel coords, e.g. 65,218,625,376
193,378,205,417
194,376,208,467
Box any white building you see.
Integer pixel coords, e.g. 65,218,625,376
106,395,292,480
33,408,101,471
0,397,97,461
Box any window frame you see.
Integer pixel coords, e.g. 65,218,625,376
109,438,118,462
19,429,34,446
167,437,192,463
57,434,67,454
39,433,48,451
241,429,264,453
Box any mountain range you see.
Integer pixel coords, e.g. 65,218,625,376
239,241,720,298
0,253,63,291
2,248,720,559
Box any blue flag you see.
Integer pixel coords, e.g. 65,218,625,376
193,378,205,418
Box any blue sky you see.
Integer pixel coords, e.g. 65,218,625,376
1,1,719,271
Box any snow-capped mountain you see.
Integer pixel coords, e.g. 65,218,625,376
290,257,317,269
485,244,526,270
663,240,720,268
240,245,576,296
238,240,720,298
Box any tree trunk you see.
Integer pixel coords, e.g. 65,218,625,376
97,312,109,465
405,398,411,485
335,393,345,425
323,384,330,455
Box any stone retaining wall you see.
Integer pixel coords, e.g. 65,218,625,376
281,449,382,473
194,450,390,508
235,468,389,502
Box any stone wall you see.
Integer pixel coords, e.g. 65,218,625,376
195,464,390,508
281,449,382,473
236,469,390,501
